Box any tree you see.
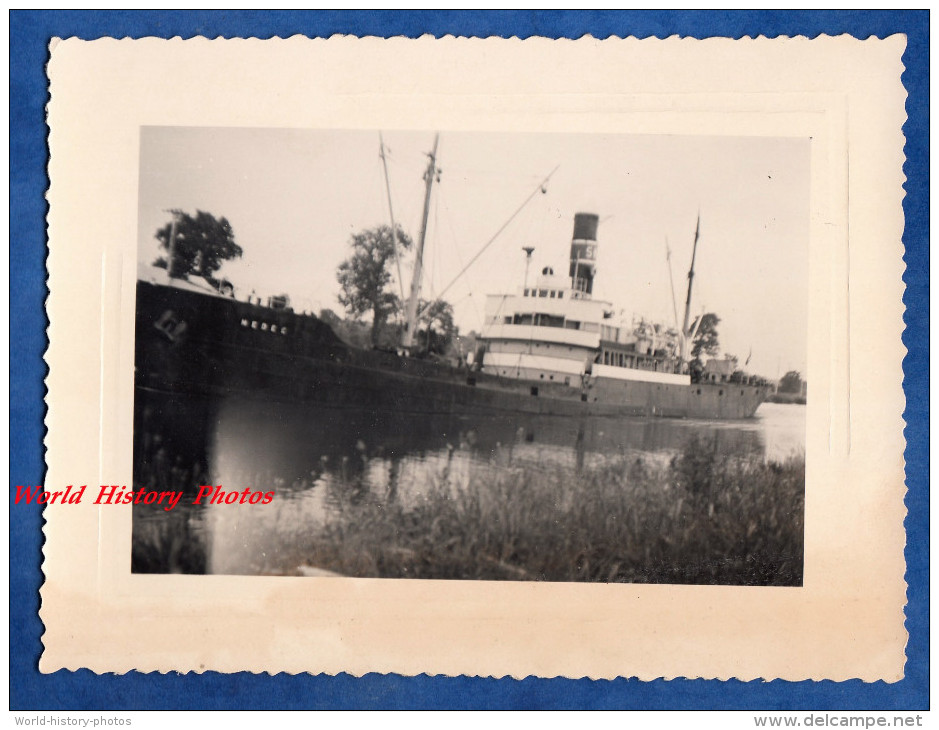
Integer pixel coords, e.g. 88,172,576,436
690,312,721,363
153,210,243,280
778,370,804,394
418,299,458,355
336,224,412,346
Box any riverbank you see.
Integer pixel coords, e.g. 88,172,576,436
293,438,804,586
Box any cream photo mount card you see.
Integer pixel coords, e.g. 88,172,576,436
41,34,907,680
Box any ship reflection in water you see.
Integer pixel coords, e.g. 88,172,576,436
131,397,805,579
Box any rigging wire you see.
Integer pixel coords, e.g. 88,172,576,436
378,132,406,303
417,165,560,319
428,183,440,303
436,185,483,325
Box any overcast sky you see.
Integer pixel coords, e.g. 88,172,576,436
138,127,809,378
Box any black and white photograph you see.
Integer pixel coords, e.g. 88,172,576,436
131,127,809,586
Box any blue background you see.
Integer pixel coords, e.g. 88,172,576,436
10,11,929,710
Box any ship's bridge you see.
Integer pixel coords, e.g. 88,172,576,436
481,272,609,347
478,272,610,383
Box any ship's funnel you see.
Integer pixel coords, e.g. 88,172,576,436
569,212,599,296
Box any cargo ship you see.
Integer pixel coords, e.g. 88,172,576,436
133,137,767,472
136,219,764,416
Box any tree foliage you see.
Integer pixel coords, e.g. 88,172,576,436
154,210,243,280
690,312,721,362
336,224,412,346
778,370,804,394
418,298,458,355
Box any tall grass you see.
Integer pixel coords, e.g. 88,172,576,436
132,507,208,574
130,433,804,585
299,437,804,586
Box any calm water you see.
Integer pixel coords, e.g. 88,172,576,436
132,398,805,575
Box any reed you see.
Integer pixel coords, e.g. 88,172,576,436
301,437,805,586
132,507,208,574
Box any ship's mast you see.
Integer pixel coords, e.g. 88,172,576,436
402,134,440,349
379,133,405,303
680,214,701,362
664,237,680,331
522,246,535,289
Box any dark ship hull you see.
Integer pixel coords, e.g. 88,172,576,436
135,279,765,424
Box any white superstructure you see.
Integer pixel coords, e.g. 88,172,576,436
479,268,609,383
477,213,690,388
